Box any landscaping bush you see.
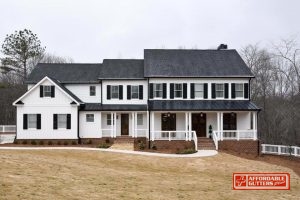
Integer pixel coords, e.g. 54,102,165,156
57,141,61,145
48,141,53,145
138,141,145,150
151,144,157,150
97,143,110,148
22,140,27,145
63,141,68,145
39,141,44,145
105,138,110,144
71,141,77,145
31,140,37,145
87,139,92,145
176,148,197,154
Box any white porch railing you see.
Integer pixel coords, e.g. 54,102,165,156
0,125,16,133
212,131,218,150
135,129,148,138
214,130,257,141
261,144,300,157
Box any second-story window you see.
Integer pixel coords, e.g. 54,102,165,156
195,84,204,98
131,86,139,99
174,83,183,98
90,86,96,96
111,86,119,99
43,86,51,97
216,84,224,98
154,84,163,98
235,83,244,98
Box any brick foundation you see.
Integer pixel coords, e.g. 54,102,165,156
218,140,260,157
15,139,79,145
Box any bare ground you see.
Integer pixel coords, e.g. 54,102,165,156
0,150,299,200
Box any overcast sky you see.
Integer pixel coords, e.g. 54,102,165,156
0,0,299,62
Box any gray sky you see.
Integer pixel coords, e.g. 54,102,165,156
0,0,299,62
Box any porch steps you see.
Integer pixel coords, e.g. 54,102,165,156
197,137,216,150
109,136,134,150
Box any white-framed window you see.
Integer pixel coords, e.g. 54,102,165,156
195,84,204,98
131,85,139,99
111,86,119,99
86,114,94,122
107,114,114,125
90,86,96,96
216,84,224,98
28,114,37,129
174,83,183,98
58,114,67,129
43,85,51,97
154,84,163,98
235,83,244,98
137,114,143,125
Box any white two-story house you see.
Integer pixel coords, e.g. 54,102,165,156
13,48,260,151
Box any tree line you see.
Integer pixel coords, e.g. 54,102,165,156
0,29,299,146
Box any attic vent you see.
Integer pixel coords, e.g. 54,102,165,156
217,44,228,50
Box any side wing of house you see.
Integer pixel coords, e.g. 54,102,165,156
13,77,80,140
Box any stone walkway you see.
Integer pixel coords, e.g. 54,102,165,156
0,147,218,158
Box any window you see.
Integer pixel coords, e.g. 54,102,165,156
174,84,183,98
107,114,114,125
28,114,37,129
58,114,67,129
154,84,163,98
43,86,51,97
223,113,237,130
86,114,94,122
90,86,96,96
195,84,204,98
235,84,244,98
137,114,143,125
216,84,224,98
131,85,139,99
111,86,119,99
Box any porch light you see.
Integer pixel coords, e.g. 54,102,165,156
200,112,203,117
167,112,171,117
231,112,235,117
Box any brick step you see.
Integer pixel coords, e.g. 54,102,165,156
197,137,216,150
114,136,135,144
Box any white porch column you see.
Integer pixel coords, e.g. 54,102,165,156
131,112,135,137
188,112,192,141
114,112,117,138
185,112,188,141
99,112,102,138
110,112,113,138
217,112,220,139
146,111,149,139
151,112,155,141
253,111,257,140
220,112,223,141
134,112,138,138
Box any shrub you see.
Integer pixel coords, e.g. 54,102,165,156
57,141,61,145
176,148,197,154
87,139,92,144
97,143,110,148
63,141,68,145
151,144,157,150
31,140,37,145
105,138,110,144
138,141,145,150
22,140,27,145
71,141,77,145
39,140,44,145
48,141,53,145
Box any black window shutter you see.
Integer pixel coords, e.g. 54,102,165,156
212,83,216,99
37,114,41,129
183,83,187,99
170,83,174,99
23,114,28,129
127,85,131,100
231,83,236,99
149,83,153,99
40,86,43,97
107,85,111,100
163,83,167,99
51,86,55,98
67,114,71,129
244,83,249,98
53,114,57,129
190,83,195,99
225,83,229,99
204,83,208,99
119,85,123,99
139,85,143,100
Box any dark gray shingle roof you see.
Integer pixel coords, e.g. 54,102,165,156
144,49,253,77
26,63,102,83
100,59,144,79
81,103,147,111
149,100,260,111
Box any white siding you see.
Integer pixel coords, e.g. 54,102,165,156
237,112,251,130
65,84,101,103
149,77,249,100
79,111,101,138
102,80,148,104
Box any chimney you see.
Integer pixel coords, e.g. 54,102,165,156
217,44,228,50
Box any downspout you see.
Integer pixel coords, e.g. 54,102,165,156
249,78,251,101
147,78,151,149
78,105,81,144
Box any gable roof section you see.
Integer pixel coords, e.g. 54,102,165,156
144,49,254,77
99,59,144,79
26,63,102,84
13,76,83,106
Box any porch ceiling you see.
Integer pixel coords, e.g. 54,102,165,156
148,100,260,111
